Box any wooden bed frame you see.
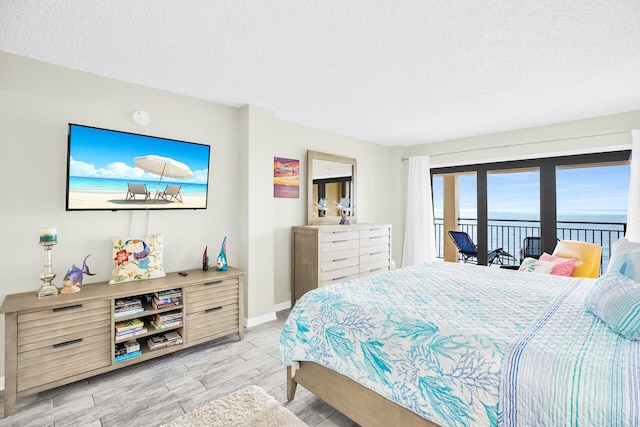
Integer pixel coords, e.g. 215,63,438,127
287,361,439,427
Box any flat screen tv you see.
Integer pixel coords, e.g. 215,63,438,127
66,124,210,211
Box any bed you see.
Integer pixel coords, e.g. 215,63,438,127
279,261,640,427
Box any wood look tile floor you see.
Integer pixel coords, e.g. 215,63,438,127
0,310,358,427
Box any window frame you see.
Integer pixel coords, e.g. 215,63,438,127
431,150,631,264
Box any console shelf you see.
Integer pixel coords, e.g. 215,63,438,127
0,267,244,417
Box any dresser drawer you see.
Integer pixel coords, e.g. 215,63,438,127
360,234,390,248
361,258,391,275
360,227,390,239
17,332,111,393
320,247,359,262
321,256,359,273
360,251,390,265
186,304,239,343
18,300,111,353
185,278,239,314
321,239,359,253
320,230,360,243
359,243,390,257
321,265,360,284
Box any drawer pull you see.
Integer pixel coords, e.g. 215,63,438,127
332,276,347,281
53,338,83,348
53,304,83,312
205,280,223,286
332,258,348,262
205,306,224,313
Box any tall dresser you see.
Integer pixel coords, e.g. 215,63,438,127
291,223,392,303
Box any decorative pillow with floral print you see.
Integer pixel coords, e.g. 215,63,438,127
109,234,165,284
518,257,556,274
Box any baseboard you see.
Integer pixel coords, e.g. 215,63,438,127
274,300,292,313
244,311,277,328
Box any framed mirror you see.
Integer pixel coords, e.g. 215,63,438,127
307,150,357,225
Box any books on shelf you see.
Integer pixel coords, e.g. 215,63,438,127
147,331,183,351
114,297,145,318
114,339,142,362
115,318,144,333
152,289,183,310
115,326,148,340
114,350,142,362
150,310,183,330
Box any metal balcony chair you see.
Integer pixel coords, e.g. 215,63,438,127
520,236,542,263
448,231,515,266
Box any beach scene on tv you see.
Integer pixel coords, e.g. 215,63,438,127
67,125,210,210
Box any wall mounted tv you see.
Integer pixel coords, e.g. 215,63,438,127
66,124,210,211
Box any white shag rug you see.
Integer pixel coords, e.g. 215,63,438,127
163,385,308,427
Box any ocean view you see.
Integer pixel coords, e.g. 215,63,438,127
69,176,207,197
435,209,627,270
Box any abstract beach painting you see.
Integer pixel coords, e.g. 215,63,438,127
274,157,300,198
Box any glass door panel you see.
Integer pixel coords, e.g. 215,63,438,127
487,169,540,265
556,163,629,271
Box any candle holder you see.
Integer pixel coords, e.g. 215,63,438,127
37,241,59,297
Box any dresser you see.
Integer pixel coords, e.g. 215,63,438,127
0,267,244,417
291,224,392,302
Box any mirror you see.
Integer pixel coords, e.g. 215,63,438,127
307,150,357,225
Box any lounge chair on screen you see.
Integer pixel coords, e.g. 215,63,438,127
448,230,515,266
157,185,183,202
125,183,150,202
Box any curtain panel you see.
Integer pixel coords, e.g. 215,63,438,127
402,156,436,267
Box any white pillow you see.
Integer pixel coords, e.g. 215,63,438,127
606,237,640,281
518,257,556,274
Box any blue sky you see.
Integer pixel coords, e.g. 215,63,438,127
68,124,210,183
433,164,630,218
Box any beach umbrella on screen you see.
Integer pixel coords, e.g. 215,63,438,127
133,155,193,197
134,155,193,182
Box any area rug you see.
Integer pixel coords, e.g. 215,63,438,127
163,385,308,427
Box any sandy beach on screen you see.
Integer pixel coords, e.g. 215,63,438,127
68,192,206,210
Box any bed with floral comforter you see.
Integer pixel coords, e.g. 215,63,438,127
280,261,583,426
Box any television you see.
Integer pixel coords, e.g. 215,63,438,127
66,124,210,211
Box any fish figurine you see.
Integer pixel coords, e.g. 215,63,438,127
61,254,95,294
216,237,228,271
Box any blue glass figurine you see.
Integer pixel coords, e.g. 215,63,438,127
216,237,228,271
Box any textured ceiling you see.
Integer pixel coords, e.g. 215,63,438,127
1,1,639,146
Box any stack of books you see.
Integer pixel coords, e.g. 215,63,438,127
114,340,141,362
150,311,183,330
152,289,183,310
115,318,146,341
114,297,145,318
147,331,183,351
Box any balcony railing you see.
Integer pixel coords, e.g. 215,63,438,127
435,217,626,272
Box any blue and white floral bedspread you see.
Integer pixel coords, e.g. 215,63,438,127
500,278,640,426
279,262,574,427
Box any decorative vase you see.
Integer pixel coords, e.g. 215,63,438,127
203,246,209,271
216,237,228,271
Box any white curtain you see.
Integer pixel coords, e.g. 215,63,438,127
627,130,640,242
402,156,436,267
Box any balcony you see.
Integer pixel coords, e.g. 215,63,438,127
435,217,626,272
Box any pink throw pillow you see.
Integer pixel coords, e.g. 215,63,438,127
539,252,576,277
